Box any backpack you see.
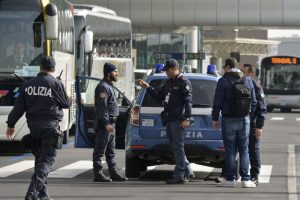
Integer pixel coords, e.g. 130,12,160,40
225,76,251,117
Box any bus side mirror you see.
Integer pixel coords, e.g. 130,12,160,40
84,30,93,53
33,22,42,47
256,68,260,77
45,3,58,40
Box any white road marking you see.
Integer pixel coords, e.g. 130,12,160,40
296,118,300,121
259,165,273,183
48,161,103,178
0,160,34,177
270,117,284,120
288,144,297,200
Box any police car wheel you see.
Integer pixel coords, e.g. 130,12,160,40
125,156,144,178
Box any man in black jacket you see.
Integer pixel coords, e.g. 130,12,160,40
6,56,71,200
242,64,267,185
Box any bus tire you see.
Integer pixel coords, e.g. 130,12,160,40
267,106,273,112
125,156,143,178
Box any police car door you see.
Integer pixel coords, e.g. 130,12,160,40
74,76,132,149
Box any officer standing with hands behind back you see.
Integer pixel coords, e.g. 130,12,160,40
93,63,127,182
139,58,194,184
6,56,71,200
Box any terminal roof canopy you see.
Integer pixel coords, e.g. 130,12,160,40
204,38,281,57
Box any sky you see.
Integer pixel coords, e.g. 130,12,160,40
268,29,300,38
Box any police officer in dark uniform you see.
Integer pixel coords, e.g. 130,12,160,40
93,63,127,182
6,56,71,200
139,58,194,184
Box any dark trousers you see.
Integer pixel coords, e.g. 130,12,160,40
248,122,261,178
26,121,58,199
93,123,117,173
166,120,192,180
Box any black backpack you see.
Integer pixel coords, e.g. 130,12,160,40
225,76,251,117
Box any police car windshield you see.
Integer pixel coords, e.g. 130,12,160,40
141,79,217,107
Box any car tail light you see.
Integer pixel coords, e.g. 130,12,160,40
130,106,140,127
217,146,225,151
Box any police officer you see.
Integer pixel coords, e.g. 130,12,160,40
6,56,71,200
139,58,194,184
93,63,127,182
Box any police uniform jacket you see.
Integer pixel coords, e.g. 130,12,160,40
212,69,257,121
148,74,192,122
7,72,71,128
252,79,267,129
94,78,119,126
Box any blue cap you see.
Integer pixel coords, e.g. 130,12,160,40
207,64,217,74
162,58,179,71
104,63,117,76
155,63,164,73
41,56,55,69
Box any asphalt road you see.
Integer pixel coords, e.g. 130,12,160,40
0,110,299,200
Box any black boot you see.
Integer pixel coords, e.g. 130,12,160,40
94,170,112,182
166,177,185,184
110,171,128,182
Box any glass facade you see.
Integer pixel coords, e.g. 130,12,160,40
132,28,203,71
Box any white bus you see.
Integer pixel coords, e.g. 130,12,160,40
74,4,134,101
73,5,134,149
260,55,300,112
0,0,82,149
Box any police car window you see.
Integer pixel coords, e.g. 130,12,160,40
113,87,129,107
141,79,216,107
142,79,167,107
190,80,217,107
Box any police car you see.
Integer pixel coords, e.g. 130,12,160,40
125,73,225,178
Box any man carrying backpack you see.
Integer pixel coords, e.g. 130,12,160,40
212,57,257,188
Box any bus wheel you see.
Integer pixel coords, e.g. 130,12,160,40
280,108,291,113
267,106,273,112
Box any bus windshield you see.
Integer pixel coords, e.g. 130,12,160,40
0,10,44,77
261,57,300,91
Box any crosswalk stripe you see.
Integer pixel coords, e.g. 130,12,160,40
49,161,96,178
271,117,284,120
296,118,300,121
259,165,273,183
0,160,34,177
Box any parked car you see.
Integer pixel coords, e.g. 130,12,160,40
125,73,225,178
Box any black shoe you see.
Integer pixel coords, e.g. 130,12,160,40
251,177,259,185
110,172,128,182
94,171,112,182
166,177,185,184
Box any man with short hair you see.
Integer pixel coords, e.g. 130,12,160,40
6,56,71,200
212,57,257,188
93,63,128,182
139,58,194,184
242,64,267,185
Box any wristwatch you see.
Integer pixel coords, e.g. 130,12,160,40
185,118,190,121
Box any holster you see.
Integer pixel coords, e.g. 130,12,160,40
21,134,34,149
160,111,167,126
55,128,63,149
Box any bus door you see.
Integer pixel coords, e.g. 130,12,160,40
74,76,132,149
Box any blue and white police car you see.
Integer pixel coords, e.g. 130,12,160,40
125,73,225,178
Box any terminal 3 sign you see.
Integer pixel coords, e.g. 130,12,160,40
154,52,205,60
